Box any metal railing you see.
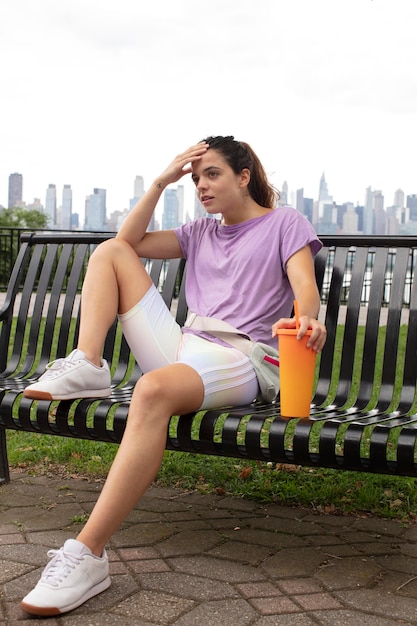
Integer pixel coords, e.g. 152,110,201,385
0,228,115,291
0,227,23,290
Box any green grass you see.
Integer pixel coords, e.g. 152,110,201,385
4,321,417,524
6,428,417,524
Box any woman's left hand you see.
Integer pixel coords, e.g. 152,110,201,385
272,316,327,353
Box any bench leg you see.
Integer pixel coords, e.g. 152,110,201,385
0,428,10,484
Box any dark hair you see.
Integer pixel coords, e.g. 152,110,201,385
201,135,279,208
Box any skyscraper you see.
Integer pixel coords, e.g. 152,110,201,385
129,175,145,210
407,194,417,222
317,172,333,223
363,187,374,235
176,185,184,225
8,173,23,208
61,185,73,230
373,190,386,235
318,172,331,204
194,191,205,219
394,188,405,209
342,203,359,233
296,188,304,214
85,188,107,231
45,184,57,227
303,197,313,223
279,181,288,206
162,189,179,230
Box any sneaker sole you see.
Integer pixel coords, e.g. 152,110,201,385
23,388,112,401
20,575,111,616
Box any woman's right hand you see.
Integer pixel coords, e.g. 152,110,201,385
156,142,209,187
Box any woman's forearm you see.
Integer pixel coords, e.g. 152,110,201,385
116,179,166,248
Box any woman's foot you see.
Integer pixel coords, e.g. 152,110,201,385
20,539,111,616
23,350,112,400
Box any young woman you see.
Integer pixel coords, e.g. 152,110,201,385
21,136,327,616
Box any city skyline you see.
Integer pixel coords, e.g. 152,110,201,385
1,1,416,226
2,161,416,226
3,168,416,211
3,167,417,237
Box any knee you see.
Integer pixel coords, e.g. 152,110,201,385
90,238,132,264
133,371,171,412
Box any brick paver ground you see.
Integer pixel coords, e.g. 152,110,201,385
1,471,417,625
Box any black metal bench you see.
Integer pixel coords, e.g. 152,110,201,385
1,232,417,484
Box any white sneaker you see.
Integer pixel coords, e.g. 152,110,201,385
23,349,112,401
21,539,111,616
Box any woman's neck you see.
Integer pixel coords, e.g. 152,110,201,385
221,202,273,226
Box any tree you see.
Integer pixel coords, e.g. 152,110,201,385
0,207,49,287
0,207,49,228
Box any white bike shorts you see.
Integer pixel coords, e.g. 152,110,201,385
118,284,258,410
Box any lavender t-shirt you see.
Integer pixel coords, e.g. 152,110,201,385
174,207,322,349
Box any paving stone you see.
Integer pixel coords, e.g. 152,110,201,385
315,555,383,590
136,496,194,514
277,577,326,595
120,508,162,524
61,615,153,625
110,521,174,546
350,517,406,537
375,570,417,598
315,543,362,557
249,595,300,615
173,598,257,625
236,581,283,598
170,554,266,582
247,514,328,535
336,588,417,622
138,571,239,601
401,543,417,558
261,546,328,577
117,546,160,560
208,539,275,564
8,598,61,624
170,519,212,531
157,529,223,557
0,532,25,545
293,592,343,610
0,560,33,584
126,558,171,573
375,554,417,576
353,541,400,556
254,615,316,625
221,526,307,548
112,590,195,624
403,526,417,542
312,609,414,625
258,504,310,519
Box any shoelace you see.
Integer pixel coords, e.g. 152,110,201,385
41,547,84,586
42,358,78,380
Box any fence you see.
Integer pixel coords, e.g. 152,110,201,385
320,242,417,307
0,228,23,290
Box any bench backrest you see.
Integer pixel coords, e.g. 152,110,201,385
314,235,417,417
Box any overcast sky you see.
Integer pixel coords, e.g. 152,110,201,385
1,0,416,219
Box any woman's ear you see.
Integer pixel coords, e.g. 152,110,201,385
239,168,251,188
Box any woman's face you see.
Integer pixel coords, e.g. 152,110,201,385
191,149,249,217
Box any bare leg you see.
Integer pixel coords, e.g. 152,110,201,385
76,363,204,556
74,238,202,555
76,238,152,366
